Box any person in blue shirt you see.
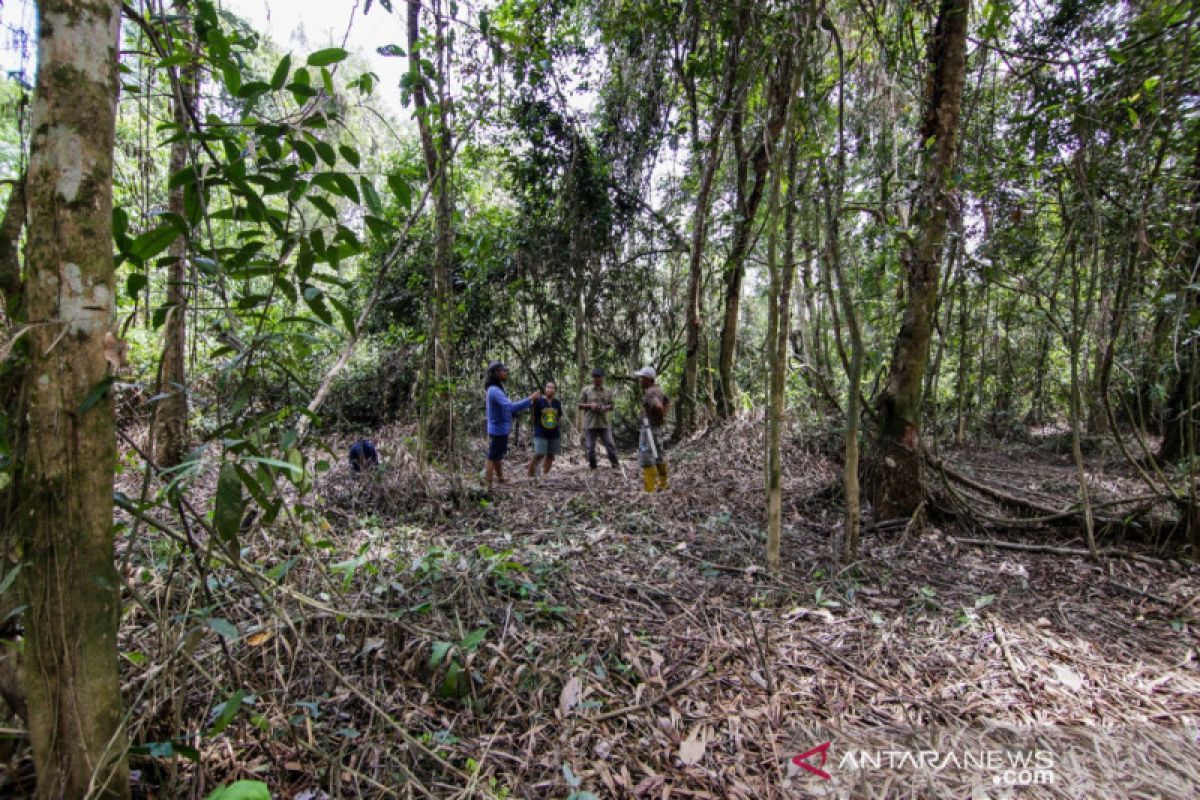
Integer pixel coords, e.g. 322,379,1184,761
527,380,563,478
484,361,539,489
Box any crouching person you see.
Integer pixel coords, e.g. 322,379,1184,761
634,366,670,492
349,439,379,472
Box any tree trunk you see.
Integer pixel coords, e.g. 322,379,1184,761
409,0,455,453
715,47,793,420
677,8,742,438
765,120,799,574
1159,136,1200,462
17,1,129,795
865,0,969,518
155,0,196,468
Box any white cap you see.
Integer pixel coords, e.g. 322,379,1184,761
634,366,656,380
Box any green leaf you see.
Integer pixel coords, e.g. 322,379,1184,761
333,172,360,203
377,44,406,57
339,144,361,167
361,179,382,215
214,462,245,546
308,195,338,219
328,296,358,332
307,47,349,67
0,564,22,596
270,54,291,91
461,627,489,652
438,661,469,697
242,456,304,475
126,272,148,299
314,139,337,166
429,641,452,668
364,215,391,238
292,138,317,165
387,173,411,208
204,780,271,800
206,617,240,642
131,224,182,262
169,164,198,190
207,689,247,736
221,62,242,95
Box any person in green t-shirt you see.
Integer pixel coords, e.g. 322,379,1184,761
578,367,619,469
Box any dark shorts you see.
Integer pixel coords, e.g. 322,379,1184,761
487,434,509,461
533,436,561,456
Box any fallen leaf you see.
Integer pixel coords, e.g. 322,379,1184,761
559,676,582,717
246,631,273,647
1053,664,1083,691
678,726,707,766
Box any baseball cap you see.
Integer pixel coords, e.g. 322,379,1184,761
634,366,656,379
488,361,508,372
591,367,604,377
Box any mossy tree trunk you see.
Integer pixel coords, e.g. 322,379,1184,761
17,0,130,796
864,0,969,519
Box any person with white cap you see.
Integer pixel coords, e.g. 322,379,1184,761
634,365,670,492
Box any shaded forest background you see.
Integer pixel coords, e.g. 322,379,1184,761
0,0,1198,797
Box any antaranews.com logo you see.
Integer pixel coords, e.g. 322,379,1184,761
789,740,1056,788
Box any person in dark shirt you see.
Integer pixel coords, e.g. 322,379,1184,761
635,365,670,492
527,380,563,477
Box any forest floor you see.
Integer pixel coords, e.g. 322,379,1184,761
62,422,1200,798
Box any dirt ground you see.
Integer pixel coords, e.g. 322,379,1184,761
17,422,1198,798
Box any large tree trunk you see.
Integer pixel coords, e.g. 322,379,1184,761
865,0,969,518
17,1,130,796
155,0,196,468
409,0,455,453
715,48,794,419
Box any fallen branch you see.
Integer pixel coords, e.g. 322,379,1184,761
948,535,1167,564
588,652,733,723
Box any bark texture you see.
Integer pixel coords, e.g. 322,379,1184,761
865,0,970,518
154,0,195,468
18,0,130,796
715,48,793,419
409,0,456,454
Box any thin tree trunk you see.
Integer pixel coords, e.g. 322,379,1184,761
677,7,741,438
18,1,129,795
155,0,196,468
865,0,970,518
765,96,801,573
715,47,793,420
1159,137,1200,462
409,0,455,453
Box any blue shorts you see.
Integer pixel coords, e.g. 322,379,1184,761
533,436,561,456
487,434,509,461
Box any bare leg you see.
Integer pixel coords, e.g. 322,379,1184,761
495,460,506,484
543,455,555,474
528,455,542,477
485,460,496,489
